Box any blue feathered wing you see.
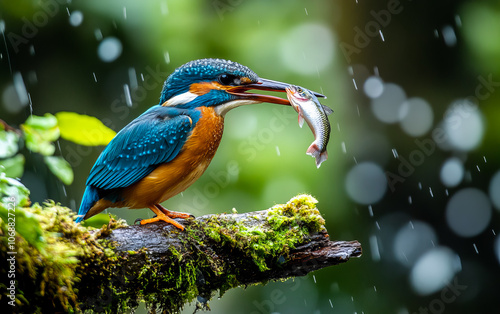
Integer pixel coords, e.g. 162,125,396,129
76,105,198,222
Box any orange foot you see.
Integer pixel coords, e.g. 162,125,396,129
140,204,193,231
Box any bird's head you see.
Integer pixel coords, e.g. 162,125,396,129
159,58,325,115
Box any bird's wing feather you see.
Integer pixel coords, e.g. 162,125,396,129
86,106,195,190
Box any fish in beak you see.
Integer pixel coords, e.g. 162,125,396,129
227,78,326,106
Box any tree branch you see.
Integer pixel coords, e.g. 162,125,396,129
0,195,361,313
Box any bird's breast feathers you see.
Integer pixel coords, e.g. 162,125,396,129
122,106,224,207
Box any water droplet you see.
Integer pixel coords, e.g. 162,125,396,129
13,72,29,106
123,84,132,107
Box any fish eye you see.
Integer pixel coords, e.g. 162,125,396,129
219,74,241,86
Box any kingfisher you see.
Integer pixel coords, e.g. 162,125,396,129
76,58,325,230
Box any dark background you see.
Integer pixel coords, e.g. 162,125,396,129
1,0,499,313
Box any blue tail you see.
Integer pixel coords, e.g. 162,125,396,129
76,186,99,223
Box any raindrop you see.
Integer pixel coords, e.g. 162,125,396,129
473,243,479,254
476,165,480,172
483,156,487,163
164,51,170,64
341,141,346,154
410,247,461,295
94,28,103,40
455,15,462,27
13,72,29,106
123,7,127,19
69,10,83,27
379,29,385,41
440,157,464,188
363,76,384,98
29,45,35,56
304,8,308,15
446,188,492,237
442,25,457,47
128,67,138,89
329,299,333,308
370,235,381,262
392,148,398,158
123,84,132,107
275,146,280,156
371,83,407,124
418,182,422,190
408,196,412,204
368,205,373,217
92,72,97,82
375,221,380,229
98,37,122,62
352,78,358,90
345,162,387,205
429,187,434,198
313,275,316,283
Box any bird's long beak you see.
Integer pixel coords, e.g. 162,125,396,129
227,78,326,105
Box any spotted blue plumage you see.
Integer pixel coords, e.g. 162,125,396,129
76,105,201,222
159,58,259,105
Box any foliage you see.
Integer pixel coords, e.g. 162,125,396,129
0,112,116,185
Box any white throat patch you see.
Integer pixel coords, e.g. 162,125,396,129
214,99,260,116
162,91,198,107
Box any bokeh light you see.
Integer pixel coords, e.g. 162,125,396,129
363,76,384,99
399,98,434,137
410,247,461,295
488,170,500,210
97,37,123,63
393,221,438,267
345,162,387,204
446,188,492,237
69,11,84,27
280,23,335,75
440,157,464,188
443,100,484,151
371,83,406,124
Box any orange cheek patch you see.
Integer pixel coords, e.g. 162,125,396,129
189,81,227,95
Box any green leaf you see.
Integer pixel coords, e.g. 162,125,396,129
56,111,116,146
43,156,74,185
0,203,45,252
24,113,58,129
21,114,60,156
0,130,20,158
0,154,25,178
0,173,30,207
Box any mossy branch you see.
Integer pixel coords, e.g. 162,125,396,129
0,195,361,313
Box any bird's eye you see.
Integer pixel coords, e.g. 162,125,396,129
297,87,304,93
219,74,241,86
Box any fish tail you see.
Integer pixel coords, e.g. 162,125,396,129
76,186,99,223
306,144,328,168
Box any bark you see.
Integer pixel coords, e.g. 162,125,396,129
0,195,362,313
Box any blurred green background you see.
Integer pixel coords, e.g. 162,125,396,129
1,0,499,313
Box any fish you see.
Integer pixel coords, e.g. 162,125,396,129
286,85,333,168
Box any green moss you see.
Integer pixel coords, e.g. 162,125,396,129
0,194,327,313
198,194,325,271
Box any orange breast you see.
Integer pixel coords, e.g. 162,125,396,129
122,106,224,209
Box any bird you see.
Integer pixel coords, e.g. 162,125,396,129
76,58,325,230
